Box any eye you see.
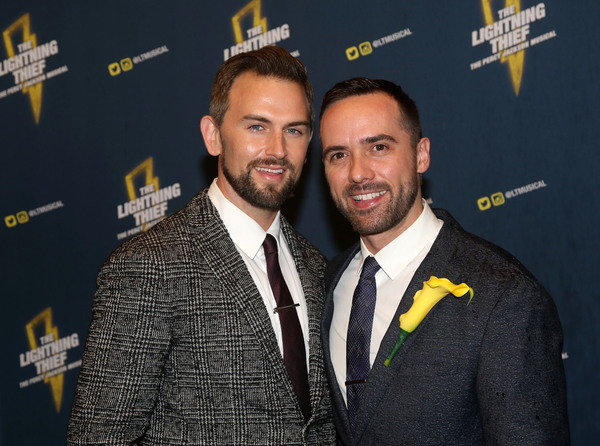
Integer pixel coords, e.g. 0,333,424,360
328,152,347,162
285,127,303,135
249,124,265,131
372,144,387,152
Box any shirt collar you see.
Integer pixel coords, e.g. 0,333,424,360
207,178,282,259
359,200,443,280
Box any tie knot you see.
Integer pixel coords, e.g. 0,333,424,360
263,233,278,256
360,256,380,281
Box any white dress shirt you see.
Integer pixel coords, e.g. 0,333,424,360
207,179,310,367
330,201,443,403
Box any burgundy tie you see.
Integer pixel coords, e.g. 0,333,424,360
263,234,311,421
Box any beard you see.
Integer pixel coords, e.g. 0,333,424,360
331,175,419,236
221,145,299,211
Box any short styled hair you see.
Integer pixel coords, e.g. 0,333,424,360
320,77,422,148
209,46,314,130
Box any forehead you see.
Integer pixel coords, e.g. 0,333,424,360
226,72,309,116
320,92,404,143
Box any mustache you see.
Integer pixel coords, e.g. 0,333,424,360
344,182,388,196
247,157,294,170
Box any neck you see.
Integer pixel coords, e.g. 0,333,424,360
360,198,424,254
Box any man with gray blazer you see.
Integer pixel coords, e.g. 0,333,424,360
68,47,335,445
319,78,569,445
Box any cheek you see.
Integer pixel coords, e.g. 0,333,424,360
288,149,307,166
230,132,261,153
287,138,309,156
375,158,410,182
325,169,346,194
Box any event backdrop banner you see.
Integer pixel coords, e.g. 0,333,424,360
1,1,598,444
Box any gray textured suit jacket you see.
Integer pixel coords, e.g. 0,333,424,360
322,209,569,445
68,190,335,445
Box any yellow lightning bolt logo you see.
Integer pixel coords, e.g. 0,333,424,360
3,13,43,123
481,0,525,96
25,308,63,412
125,157,160,231
232,0,267,44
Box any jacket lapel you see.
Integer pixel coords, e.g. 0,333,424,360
352,211,470,441
322,244,361,444
281,218,328,417
186,192,296,402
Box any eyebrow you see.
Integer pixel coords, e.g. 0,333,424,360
322,145,345,160
287,120,311,128
361,134,397,144
242,114,310,128
242,114,271,124
322,133,398,159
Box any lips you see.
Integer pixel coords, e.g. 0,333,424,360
344,183,389,210
351,190,386,202
256,166,285,175
249,157,292,178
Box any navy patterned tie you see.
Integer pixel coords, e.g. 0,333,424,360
263,234,311,422
346,256,380,433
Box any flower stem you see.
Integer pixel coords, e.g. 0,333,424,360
384,329,410,366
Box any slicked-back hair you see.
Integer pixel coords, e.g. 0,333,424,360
209,46,314,131
320,77,422,148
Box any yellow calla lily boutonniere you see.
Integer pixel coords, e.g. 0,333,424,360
384,276,474,366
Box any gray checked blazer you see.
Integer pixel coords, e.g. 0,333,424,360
67,189,335,445
322,209,569,445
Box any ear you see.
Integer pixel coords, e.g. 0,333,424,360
416,137,431,174
200,115,222,157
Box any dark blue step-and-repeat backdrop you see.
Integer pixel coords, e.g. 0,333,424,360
1,1,598,444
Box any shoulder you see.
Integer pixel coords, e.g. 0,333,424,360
281,217,327,270
435,208,536,278
433,209,553,309
104,190,218,268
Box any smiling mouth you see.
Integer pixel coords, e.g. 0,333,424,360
256,166,285,174
351,190,387,202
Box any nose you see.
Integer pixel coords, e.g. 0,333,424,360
265,131,286,159
348,155,374,183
